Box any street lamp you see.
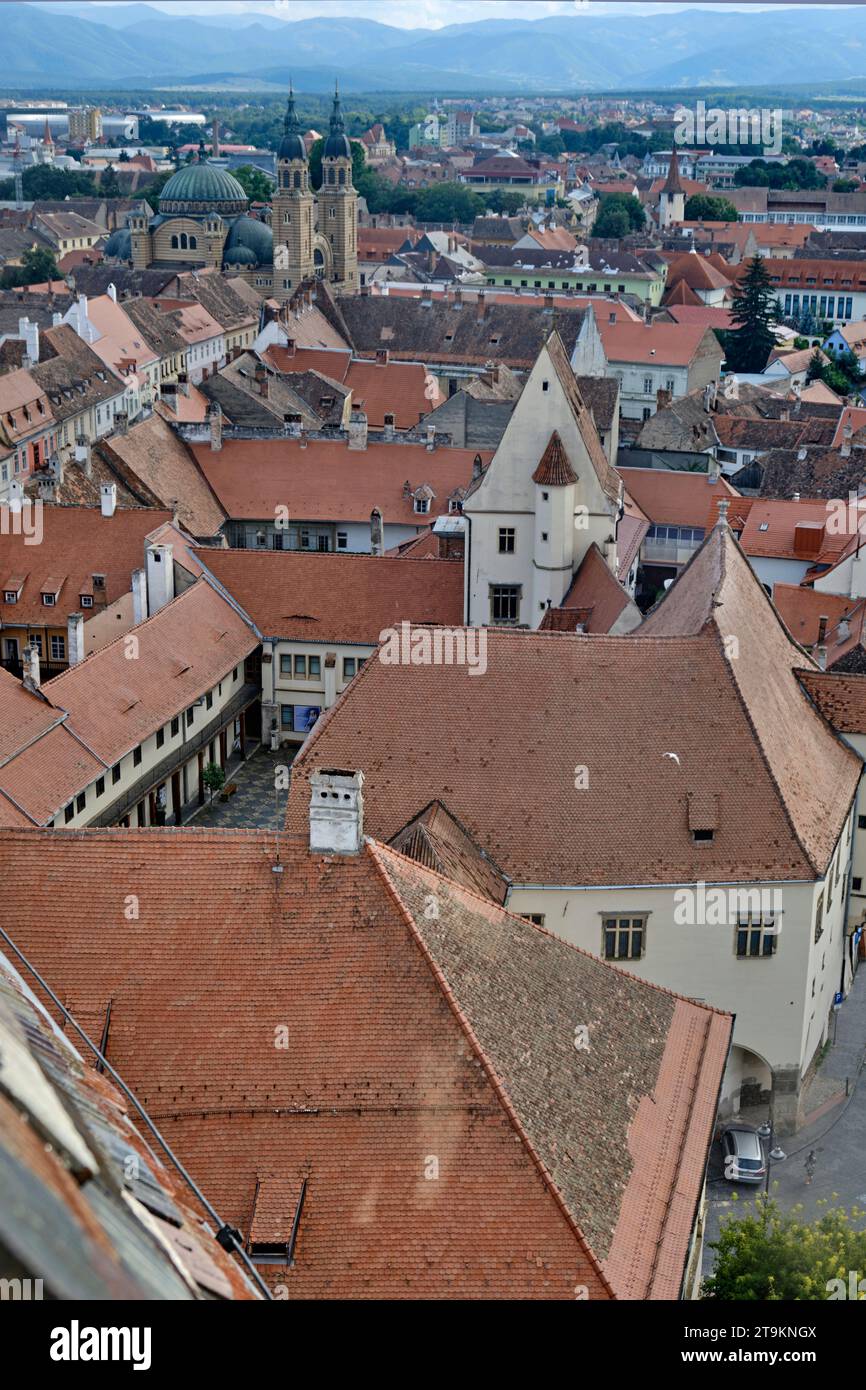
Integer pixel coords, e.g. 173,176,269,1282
758,1118,787,1195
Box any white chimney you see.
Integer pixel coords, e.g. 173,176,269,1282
22,642,40,693
370,507,384,556
19,316,39,366
146,542,174,613
347,411,368,451
309,769,365,855
131,566,147,625
100,482,117,517
75,435,92,476
107,282,117,303
209,402,222,451
8,478,24,513
67,613,85,666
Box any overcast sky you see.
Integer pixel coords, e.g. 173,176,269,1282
71,1,847,28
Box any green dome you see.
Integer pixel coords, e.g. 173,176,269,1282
224,243,256,266
159,161,247,214
224,214,273,266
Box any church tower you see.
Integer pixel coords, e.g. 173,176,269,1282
658,147,686,230
317,84,358,296
272,85,315,304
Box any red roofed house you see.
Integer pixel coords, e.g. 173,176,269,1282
202,547,465,746
290,518,861,1135
1,786,732,1298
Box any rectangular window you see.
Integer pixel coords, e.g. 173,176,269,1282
498,527,516,554
280,654,292,675
42,592,55,607
602,915,646,960
337,531,348,549
490,584,520,625
171,717,179,737
95,777,105,797
76,792,86,813
156,727,165,749
280,704,293,729
133,746,142,766
50,635,65,662
814,891,824,943
736,913,778,958
206,691,213,709
112,763,121,784
854,877,863,893
522,913,546,926
294,655,306,678
343,657,357,680
64,802,74,824
308,655,321,678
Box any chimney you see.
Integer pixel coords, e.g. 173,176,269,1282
383,412,395,440
543,293,554,312
146,543,174,614
817,615,829,646
348,410,368,451
370,507,384,556
177,372,189,397
22,642,40,694
18,316,39,366
161,380,178,411
793,491,801,502
838,617,851,641
107,282,117,303
309,769,365,855
255,362,269,398
604,536,617,570
472,452,483,480
283,338,296,358
100,482,116,517
131,566,147,625
375,348,389,365
656,387,672,412
209,402,222,451
841,420,854,459
426,424,436,451
74,435,92,477
815,643,828,671
67,613,85,667
476,291,487,320
453,287,463,308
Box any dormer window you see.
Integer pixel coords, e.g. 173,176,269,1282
414,497,430,514
758,522,769,532
4,591,17,604
42,592,56,607
688,791,718,844
80,594,94,608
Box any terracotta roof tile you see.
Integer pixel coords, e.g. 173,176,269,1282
532,430,578,486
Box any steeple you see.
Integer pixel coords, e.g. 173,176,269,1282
662,147,684,195
43,117,54,148
278,82,307,163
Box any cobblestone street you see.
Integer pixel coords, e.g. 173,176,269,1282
189,746,293,830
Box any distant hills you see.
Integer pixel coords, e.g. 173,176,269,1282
9,3,866,94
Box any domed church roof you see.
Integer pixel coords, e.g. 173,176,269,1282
105,226,132,260
323,83,352,161
278,86,307,163
223,215,273,266
159,148,247,214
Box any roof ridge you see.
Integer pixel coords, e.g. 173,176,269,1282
364,837,617,1300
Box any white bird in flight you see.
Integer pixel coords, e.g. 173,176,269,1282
662,752,681,765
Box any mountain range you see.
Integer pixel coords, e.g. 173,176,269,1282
8,3,866,93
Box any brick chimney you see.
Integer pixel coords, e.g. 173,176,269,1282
476,291,487,320
309,769,365,855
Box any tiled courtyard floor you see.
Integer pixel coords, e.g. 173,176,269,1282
189,746,294,829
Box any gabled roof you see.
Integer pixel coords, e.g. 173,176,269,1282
0,828,731,1300
640,521,859,873
95,413,225,538
542,542,637,634
388,800,509,904
618,467,738,529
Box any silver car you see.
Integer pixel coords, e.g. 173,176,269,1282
720,1124,766,1185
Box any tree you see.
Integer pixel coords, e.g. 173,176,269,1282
1,245,61,290
0,164,97,201
100,163,122,198
833,179,859,192
703,1198,866,1301
725,256,779,373
202,763,226,804
413,181,484,225
537,132,565,158
485,189,527,216
143,169,175,213
806,348,825,381
684,194,739,222
231,164,274,203
593,192,645,238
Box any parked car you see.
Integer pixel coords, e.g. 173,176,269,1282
720,1124,766,1184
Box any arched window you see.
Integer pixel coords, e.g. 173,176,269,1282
329,168,336,185
189,235,197,250
170,234,179,249
293,172,301,189
179,232,188,250
339,167,346,186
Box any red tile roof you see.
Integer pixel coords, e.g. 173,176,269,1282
618,467,738,529
191,437,491,525
532,430,578,486
202,549,464,645
0,504,172,626
543,542,634,634
0,828,730,1299
599,320,722,368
